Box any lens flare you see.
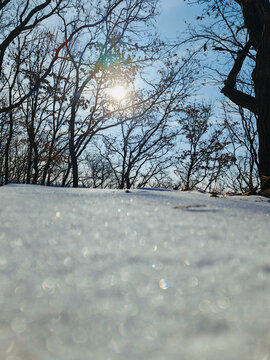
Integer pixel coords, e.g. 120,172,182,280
159,279,169,290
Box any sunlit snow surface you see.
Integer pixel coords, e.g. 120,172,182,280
1,184,270,360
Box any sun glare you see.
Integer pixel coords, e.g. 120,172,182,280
109,85,127,101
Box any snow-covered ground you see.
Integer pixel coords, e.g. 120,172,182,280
1,184,270,360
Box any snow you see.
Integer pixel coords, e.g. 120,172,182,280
1,184,270,360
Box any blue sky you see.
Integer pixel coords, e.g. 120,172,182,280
157,0,200,39
156,0,220,104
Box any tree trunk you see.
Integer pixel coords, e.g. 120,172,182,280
26,144,33,184
69,82,79,188
253,23,270,192
41,139,56,186
32,142,39,184
221,1,270,193
70,141,78,187
4,111,13,184
69,116,79,187
61,163,71,187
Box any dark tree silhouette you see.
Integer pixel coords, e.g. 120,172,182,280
186,0,270,194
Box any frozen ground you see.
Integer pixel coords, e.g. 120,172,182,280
1,184,270,360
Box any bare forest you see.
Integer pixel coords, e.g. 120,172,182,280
0,0,269,195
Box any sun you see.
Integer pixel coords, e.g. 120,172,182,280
109,85,127,101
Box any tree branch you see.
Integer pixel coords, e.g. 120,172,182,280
0,0,11,11
221,40,257,114
0,0,124,114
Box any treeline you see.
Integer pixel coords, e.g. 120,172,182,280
0,0,262,192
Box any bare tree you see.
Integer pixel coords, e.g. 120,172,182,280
99,114,176,189
0,0,159,186
0,28,76,186
0,0,127,114
174,103,233,191
222,102,259,192
61,0,158,187
82,152,113,188
90,55,196,190
184,0,270,194
1,0,207,189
